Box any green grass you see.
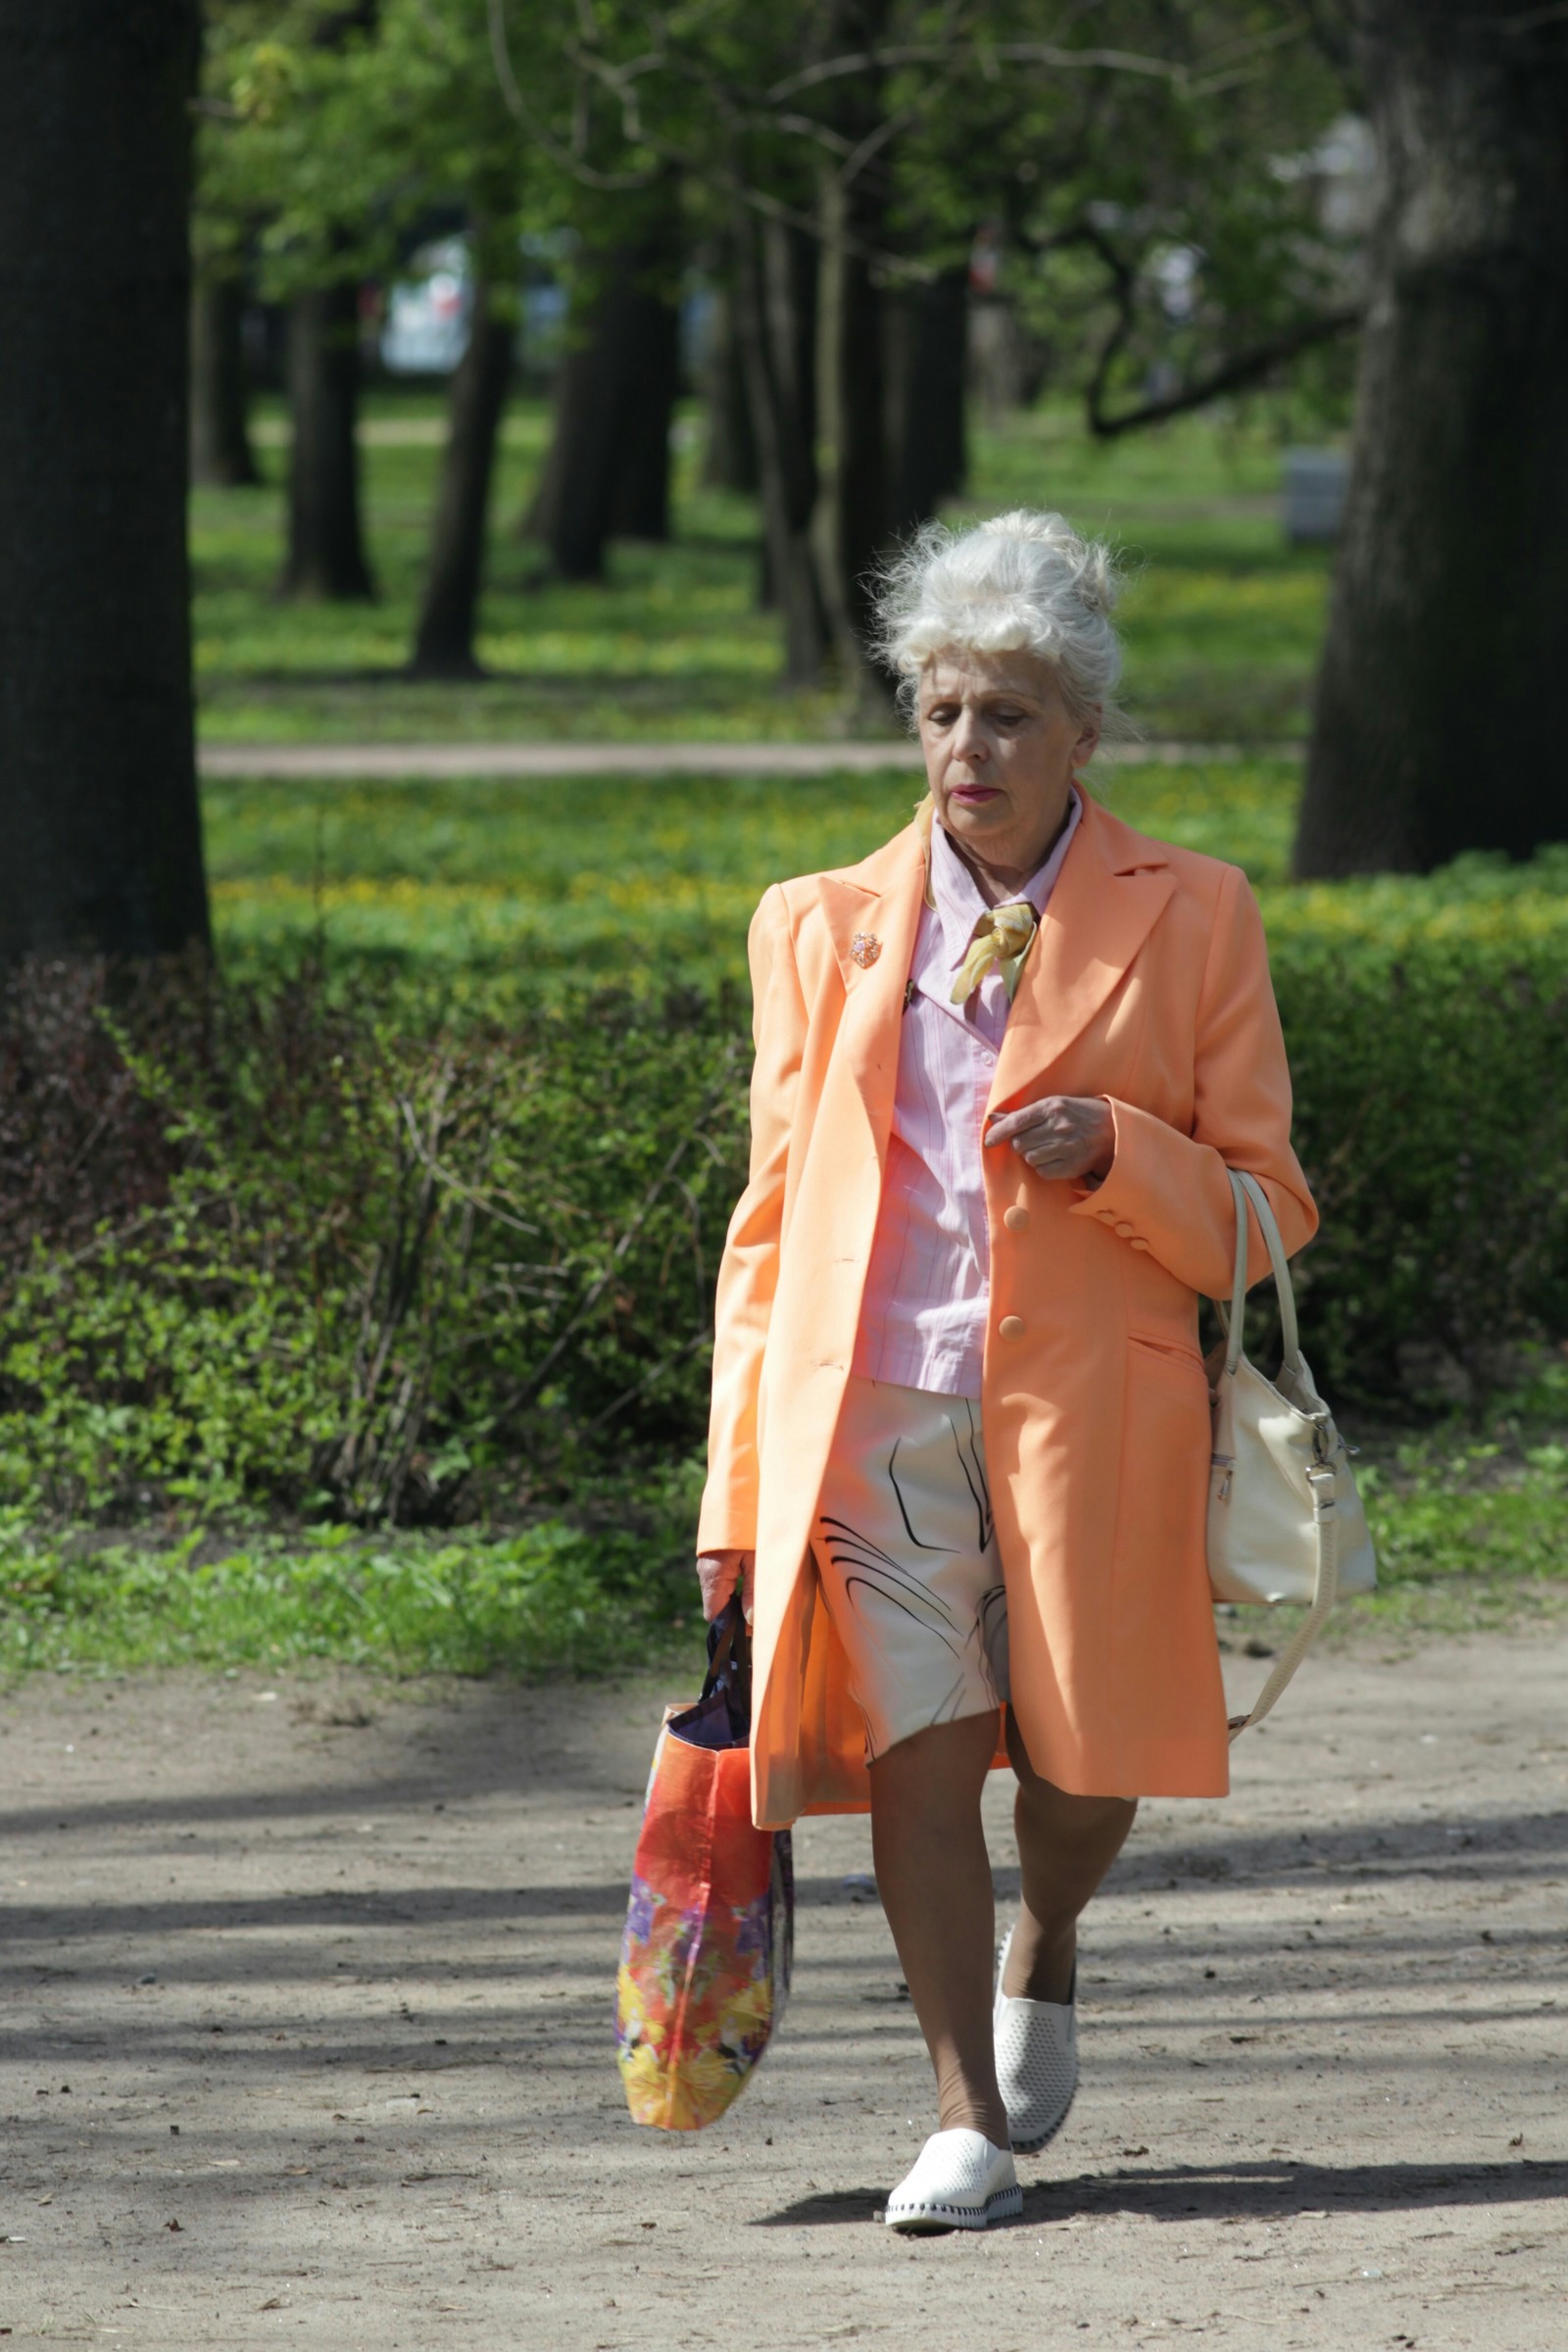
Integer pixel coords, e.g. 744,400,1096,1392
206,755,1568,990
206,756,1310,983
0,1456,706,1684
7,1440,1564,1684
194,394,1332,747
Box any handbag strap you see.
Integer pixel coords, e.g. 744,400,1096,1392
703,1593,753,1740
1228,1460,1341,1740
1221,1167,1302,1380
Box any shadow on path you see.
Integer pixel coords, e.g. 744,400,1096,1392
758,2155,1568,2230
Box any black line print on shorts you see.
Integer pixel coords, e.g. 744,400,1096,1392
815,1403,1009,1753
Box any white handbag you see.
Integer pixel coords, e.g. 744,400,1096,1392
1208,1168,1376,1740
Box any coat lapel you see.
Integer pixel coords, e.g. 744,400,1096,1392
992,793,1175,1111
816,824,927,1164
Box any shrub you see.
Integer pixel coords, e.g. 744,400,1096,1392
1,875,1566,1528
0,960,746,1524
1264,866,1568,1401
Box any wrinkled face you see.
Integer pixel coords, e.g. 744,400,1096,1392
917,648,1100,876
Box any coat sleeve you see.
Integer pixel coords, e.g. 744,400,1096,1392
696,885,808,1552
1068,863,1317,1298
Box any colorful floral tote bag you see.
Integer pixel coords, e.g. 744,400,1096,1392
615,1601,794,2132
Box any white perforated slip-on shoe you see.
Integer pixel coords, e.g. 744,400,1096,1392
994,1924,1079,2154
883,2129,1021,2233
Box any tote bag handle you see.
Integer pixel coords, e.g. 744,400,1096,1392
1219,1167,1303,1382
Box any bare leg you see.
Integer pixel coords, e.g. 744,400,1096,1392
867,1712,1007,2143
1003,1709,1137,2000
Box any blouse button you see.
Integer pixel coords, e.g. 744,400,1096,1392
1004,1204,1030,1233
999,1314,1026,1341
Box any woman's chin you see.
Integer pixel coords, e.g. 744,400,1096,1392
941,796,1007,836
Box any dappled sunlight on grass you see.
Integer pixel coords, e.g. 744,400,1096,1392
204,759,1309,980
206,758,1568,983
193,395,1333,745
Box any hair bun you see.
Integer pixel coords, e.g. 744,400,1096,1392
1075,542,1119,618
977,510,1120,618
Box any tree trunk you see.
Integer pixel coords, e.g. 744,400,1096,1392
732,205,828,686
1297,0,1568,874
610,279,679,541
409,278,514,678
702,280,759,494
527,210,681,580
190,271,261,488
279,278,375,602
887,265,968,537
809,2,896,706
0,0,210,961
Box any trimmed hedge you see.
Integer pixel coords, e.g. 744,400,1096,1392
2,867,1566,1525
1263,866,1568,1401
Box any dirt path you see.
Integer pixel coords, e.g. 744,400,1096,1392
196,741,1284,780
2,1626,1565,2350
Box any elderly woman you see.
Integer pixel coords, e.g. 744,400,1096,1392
694,510,1315,2232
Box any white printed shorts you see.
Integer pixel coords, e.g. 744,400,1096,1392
811,1376,1010,1763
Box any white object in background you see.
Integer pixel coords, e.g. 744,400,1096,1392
381,237,472,376
1283,447,1349,543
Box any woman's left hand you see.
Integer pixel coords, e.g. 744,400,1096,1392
985,1094,1115,1183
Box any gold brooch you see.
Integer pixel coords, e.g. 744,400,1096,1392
850,932,882,968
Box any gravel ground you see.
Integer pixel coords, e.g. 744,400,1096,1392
2,1624,1565,2350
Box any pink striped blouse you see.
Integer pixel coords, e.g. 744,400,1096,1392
850,792,1083,1399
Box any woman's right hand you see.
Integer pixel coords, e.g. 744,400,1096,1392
697,1549,756,1623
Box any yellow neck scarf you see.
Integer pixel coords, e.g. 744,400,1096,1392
951,902,1039,1005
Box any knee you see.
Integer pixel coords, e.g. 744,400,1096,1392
1016,1773,1136,1843
1005,1714,1135,1834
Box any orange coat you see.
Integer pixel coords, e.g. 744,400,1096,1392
697,793,1317,1829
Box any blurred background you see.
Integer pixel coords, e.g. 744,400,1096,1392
1,2,1566,1678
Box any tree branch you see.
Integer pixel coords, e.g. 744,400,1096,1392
487,0,658,191
1087,305,1362,438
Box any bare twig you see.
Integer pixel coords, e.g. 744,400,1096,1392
490,1042,745,1426
1088,304,1361,437
487,0,658,190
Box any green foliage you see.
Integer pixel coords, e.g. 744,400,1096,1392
1260,862,1568,1403
0,966,747,1527
7,738,1567,1550
199,1,537,294
4,866,1567,1540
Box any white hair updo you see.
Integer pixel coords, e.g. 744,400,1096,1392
873,509,1128,738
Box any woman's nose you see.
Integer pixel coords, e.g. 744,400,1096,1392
951,709,987,760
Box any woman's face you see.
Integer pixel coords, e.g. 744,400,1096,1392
917,648,1100,876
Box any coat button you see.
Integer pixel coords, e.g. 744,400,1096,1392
1115,1221,1136,1238
999,1314,1025,1341
1130,1237,1151,1251
1004,1203,1030,1232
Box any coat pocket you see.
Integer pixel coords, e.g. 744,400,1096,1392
1114,1338,1211,1602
